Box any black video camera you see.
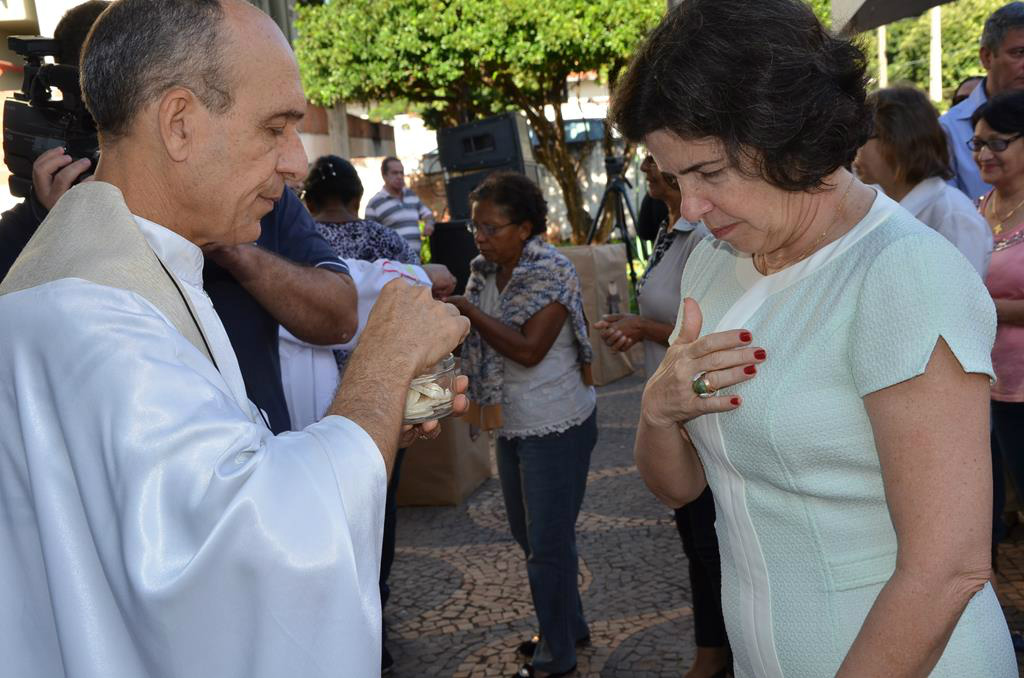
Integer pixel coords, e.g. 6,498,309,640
604,155,627,179
3,36,98,198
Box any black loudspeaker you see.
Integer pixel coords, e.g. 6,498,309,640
429,220,478,295
437,112,533,173
444,172,490,221
437,113,540,220
443,163,544,220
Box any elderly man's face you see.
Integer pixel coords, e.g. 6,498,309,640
982,27,1024,97
188,3,308,245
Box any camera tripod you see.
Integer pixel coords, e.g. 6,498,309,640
585,156,648,295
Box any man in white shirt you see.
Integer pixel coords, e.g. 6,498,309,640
0,2,469,678
365,157,436,250
940,2,1024,200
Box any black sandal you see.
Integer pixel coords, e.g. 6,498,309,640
512,663,577,678
516,633,591,657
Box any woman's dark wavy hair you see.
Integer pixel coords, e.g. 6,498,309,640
468,171,547,237
971,90,1024,137
868,86,952,184
303,155,363,210
610,0,872,192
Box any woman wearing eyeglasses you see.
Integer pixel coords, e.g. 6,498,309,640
972,91,1024,558
445,171,596,678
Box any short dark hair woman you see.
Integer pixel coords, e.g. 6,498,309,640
613,1,1015,676
853,86,992,276
303,155,420,265
446,171,596,678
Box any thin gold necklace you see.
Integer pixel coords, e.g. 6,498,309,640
755,176,854,275
987,191,1024,235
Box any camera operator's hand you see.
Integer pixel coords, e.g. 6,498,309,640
33,147,92,210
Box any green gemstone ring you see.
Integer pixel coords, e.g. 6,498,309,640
691,372,714,397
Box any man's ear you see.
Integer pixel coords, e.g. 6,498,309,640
157,87,200,163
980,45,994,72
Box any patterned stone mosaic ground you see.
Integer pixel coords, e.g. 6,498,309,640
388,372,1024,677
997,528,1024,675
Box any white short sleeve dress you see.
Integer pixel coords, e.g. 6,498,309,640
672,192,1016,677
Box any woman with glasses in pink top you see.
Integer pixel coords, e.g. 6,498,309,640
972,91,1024,579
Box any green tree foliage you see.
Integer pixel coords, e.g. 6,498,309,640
294,0,664,243
809,0,1002,106
807,0,832,26
881,0,1000,100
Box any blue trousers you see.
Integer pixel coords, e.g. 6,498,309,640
496,408,597,674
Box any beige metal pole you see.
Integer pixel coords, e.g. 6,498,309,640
878,25,889,88
929,5,943,102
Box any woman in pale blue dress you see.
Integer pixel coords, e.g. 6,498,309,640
611,0,1017,676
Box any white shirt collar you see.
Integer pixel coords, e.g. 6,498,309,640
132,215,205,288
898,177,946,217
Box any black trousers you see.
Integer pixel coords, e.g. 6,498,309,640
992,401,1024,566
380,447,407,647
674,486,729,648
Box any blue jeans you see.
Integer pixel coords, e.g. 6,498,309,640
496,408,597,674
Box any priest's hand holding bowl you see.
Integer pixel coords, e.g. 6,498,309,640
334,279,470,474
399,374,469,447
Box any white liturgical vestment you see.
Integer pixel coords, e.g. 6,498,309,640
0,183,387,678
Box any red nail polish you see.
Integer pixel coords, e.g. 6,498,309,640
744,365,757,375
739,331,752,342
730,397,741,406
754,349,767,360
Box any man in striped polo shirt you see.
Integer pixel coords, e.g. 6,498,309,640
365,157,435,251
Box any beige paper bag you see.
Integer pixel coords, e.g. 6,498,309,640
397,415,492,507
560,243,638,386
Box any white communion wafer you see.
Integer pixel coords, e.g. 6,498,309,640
405,396,434,418
404,380,454,418
404,380,452,419
412,383,444,398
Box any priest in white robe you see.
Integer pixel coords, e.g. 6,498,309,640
0,2,470,677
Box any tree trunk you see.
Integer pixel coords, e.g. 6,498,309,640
524,106,591,244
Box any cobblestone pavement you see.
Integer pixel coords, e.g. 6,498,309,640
997,528,1024,674
389,372,1024,677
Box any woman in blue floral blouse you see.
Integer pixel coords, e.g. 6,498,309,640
302,154,420,265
